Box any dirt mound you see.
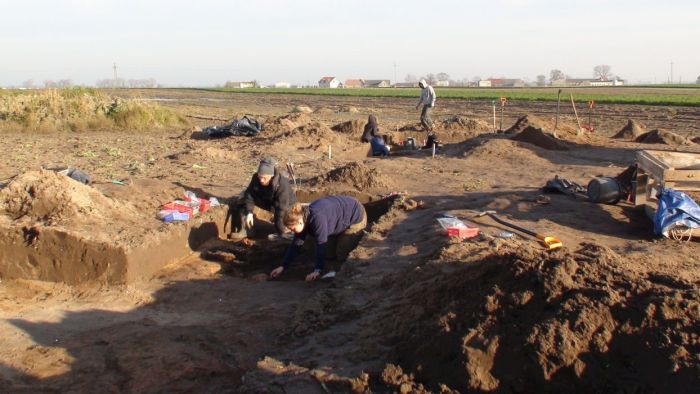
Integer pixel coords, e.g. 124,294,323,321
455,138,552,168
315,162,393,191
438,115,491,131
291,105,313,114
373,242,700,393
635,129,693,145
313,106,335,114
0,170,120,224
511,126,570,150
398,123,422,132
506,114,579,136
331,120,365,138
339,105,359,113
264,113,312,133
271,121,351,151
612,119,646,139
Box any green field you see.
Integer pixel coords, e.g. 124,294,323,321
211,86,700,107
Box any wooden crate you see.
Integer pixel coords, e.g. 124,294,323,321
634,150,700,222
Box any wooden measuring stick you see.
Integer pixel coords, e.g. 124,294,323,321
570,94,583,136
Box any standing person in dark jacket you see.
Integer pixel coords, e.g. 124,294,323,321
229,157,296,240
361,114,379,143
269,196,367,281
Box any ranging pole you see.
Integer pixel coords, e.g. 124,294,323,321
113,63,118,88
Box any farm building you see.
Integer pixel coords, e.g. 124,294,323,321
553,77,625,87
319,77,342,88
225,81,256,88
481,78,525,88
344,79,363,88
362,79,391,88
435,80,450,87
274,82,291,88
394,82,419,88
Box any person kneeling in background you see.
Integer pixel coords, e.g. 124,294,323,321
370,135,390,157
270,196,367,281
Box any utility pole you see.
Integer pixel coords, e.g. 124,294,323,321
113,63,118,88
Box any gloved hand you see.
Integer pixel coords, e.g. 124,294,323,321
245,213,254,228
305,270,321,282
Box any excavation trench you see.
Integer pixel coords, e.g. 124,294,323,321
201,189,396,280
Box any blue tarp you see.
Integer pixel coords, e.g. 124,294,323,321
654,189,700,237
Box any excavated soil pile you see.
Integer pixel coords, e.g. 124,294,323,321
635,129,694,145
439,115,491,132
263,113,312,133
373,242,700,393
512,126,570,151
0,170,225,284
331,120,365,139
505,114,570,134
314,162,394,192
269,122,351,151
339,105,360,113
0,170,124,228
612,119,646,139
456,138,553,169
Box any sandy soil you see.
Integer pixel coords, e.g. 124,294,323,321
1,90,699,393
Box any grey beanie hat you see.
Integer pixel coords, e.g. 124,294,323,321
257,157,276,176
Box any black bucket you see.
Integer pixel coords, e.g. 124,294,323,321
587,177,621,204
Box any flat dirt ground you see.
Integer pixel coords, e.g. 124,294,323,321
1,89,699,393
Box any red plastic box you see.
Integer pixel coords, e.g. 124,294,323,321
162,202,195,217
447,226,480,239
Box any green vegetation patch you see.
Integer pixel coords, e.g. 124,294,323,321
211,87,700,107
0,88,188,132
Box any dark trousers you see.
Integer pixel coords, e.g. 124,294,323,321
420,104,434,132
231,199,287,235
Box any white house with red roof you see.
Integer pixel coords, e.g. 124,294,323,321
318,76,342,88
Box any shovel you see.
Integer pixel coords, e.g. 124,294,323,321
475,211,563,250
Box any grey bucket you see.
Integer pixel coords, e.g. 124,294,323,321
587,177,621,204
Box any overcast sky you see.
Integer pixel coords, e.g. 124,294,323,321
1,0,698,86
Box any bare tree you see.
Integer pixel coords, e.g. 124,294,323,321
536,75,546,86
696,75,700,84
22,79,35,89
593,65,612,81
422,73,437,85
57,79,73,88
549,69,565,82
436,72,450,82
43,80,57,88
404,74,418,83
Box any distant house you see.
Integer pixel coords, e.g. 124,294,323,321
362,79,391,88
225,81,256,88
478,80,492,87
344,79,363,88
555,77,624,87
319,76,342,88
274,82,291,88
487,78,525,88
435,80,450,87
395,82,419,88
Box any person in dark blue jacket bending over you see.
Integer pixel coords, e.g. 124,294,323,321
370,135,390,157
270,196,367,281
